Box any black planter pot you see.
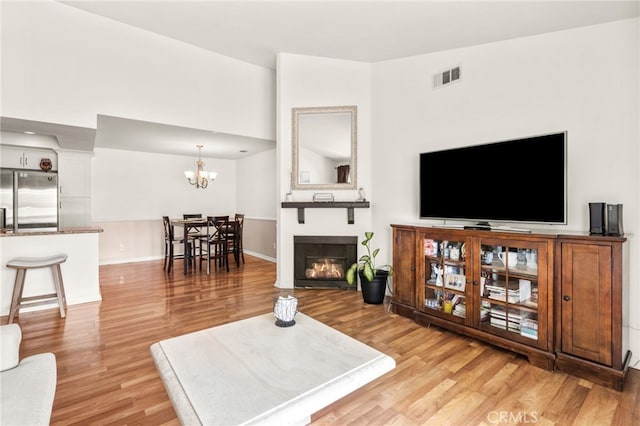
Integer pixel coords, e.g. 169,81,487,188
359,270,389,304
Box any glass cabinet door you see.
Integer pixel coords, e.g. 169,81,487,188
478,241,540,344
423,237,469,323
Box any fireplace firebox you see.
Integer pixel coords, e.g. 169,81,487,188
294,236,357,289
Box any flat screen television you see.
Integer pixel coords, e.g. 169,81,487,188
420,132,567,227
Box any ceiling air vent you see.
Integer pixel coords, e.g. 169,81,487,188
433,66,461,89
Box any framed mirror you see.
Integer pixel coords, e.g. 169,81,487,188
291,105,357,190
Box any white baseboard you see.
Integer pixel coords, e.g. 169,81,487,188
100,251,276,266
100,255,163,266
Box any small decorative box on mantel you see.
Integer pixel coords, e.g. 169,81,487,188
312,193,335,202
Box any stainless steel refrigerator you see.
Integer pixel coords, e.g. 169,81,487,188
0,169,58,231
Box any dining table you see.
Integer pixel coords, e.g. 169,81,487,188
171,218,240,275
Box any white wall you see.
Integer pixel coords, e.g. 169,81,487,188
276,53,373,288
92,148,236,221
236,149,277,220
298,147,335,184
1,0,279,263
0,0,275,140
92,148,237,263
372,19,640,367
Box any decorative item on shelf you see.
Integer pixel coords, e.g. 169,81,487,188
445,273,466,291
285,192,292,202
427,262,438,284
184,144,217,189
39,158,53,172
312,192,335,202
449,246,460,261
356,187,366,202
525,250,537,270
272,292,303,327
433,265,444,286
498,251,518,268
346,232,393,304
480,271,491,297
516,249,528,269
424,239,437,257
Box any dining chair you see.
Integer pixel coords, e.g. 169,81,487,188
213,216,231,267
162,216,190,273
198,216,230,274
183,214,203,264
227,213,245,266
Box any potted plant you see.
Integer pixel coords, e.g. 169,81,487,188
346,232,393,304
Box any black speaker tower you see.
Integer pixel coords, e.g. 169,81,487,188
589,202,606,235
606,204,624,236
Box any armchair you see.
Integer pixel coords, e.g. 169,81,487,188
0,324,57,425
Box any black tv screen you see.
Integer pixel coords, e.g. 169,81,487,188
420,132,567,225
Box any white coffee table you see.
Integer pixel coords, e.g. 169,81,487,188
151,313,395,425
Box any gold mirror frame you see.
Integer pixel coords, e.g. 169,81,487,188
291,105,357,190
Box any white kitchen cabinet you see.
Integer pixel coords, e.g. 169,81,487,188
1,145,58,171
57,151,92,226
59,197,92,228
58,151,91,197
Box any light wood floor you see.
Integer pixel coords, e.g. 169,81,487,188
5,255,639,425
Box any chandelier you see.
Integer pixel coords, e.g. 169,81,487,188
184,144,217,189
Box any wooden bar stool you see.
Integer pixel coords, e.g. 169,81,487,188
6,254,68,323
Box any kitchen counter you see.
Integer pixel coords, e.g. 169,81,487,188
0,226,103,237
1,227,103,317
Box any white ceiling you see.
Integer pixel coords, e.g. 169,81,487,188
6,1,639,158
95,115,275,159
62,1,639,69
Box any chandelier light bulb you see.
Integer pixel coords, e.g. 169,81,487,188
185,145,217,189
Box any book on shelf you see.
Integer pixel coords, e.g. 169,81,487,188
520,318,538,339
488,305,539,336
489,317,521,332
490,305,526,318
524,287,539,306
486,287,521,303
480,308,490,321
485,279,532,303
452,303,466,318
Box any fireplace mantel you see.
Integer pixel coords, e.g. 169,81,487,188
281,201,370,224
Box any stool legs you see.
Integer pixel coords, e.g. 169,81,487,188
8,264,67,323
52,263,67,318
9,269,27,323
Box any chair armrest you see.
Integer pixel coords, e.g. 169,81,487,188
0,352,57,425
0,324,22,371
